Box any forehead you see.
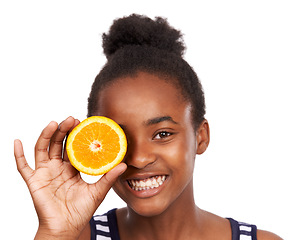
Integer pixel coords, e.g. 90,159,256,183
96,72,191,123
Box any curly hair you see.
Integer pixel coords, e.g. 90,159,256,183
88,14,206,130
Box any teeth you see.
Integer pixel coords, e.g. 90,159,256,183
128,175,167,191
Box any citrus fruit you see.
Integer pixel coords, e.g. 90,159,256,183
66,116,127,175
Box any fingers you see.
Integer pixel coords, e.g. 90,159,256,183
15,117,79,179
34,121,59,168
34,117,80,169
90,163,127,203
62,118,80,162
48,116,76,161
14,139,34,182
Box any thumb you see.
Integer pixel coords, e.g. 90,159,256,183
90,163,127,204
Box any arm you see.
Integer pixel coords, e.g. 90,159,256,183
14,116,126,240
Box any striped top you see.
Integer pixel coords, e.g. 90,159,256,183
90,209,120,240
90,209,257,240
228,218,257,240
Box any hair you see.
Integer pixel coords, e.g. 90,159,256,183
88,14,206,130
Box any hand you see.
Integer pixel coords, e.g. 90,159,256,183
14,116,127,239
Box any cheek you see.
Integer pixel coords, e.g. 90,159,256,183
165,136,196,173
163,138,197,195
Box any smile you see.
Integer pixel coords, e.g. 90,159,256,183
127,175,167,191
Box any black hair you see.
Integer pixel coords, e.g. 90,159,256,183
88,14,206,130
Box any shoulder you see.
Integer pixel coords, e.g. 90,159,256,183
257,229,283,240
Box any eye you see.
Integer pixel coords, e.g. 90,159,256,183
153,131,173,140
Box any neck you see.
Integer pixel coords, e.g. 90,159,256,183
119,180,203,240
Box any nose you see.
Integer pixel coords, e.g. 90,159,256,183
124,138,156,169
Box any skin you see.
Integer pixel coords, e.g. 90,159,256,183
14,71,282,240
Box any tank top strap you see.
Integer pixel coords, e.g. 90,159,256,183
90,208,120,240
227,218,257,240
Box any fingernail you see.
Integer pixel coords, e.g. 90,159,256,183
47,121,57,128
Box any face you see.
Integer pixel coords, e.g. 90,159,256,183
95,72,208,217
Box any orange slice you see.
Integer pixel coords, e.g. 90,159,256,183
66,116,127,175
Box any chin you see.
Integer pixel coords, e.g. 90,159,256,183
127,197,171,217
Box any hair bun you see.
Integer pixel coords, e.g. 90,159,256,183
102,14,185,58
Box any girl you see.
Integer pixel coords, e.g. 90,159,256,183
14,14,281,240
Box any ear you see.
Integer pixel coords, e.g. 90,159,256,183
196,119,210,155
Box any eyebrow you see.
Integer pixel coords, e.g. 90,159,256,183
144,116,178,126
118,116,178,130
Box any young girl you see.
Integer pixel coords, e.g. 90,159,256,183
14,14,282,240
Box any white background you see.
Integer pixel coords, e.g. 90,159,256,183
1,0,290,239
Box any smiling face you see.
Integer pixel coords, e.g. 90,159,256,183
95,71,208,217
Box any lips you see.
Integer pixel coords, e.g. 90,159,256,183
127,175,167,191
